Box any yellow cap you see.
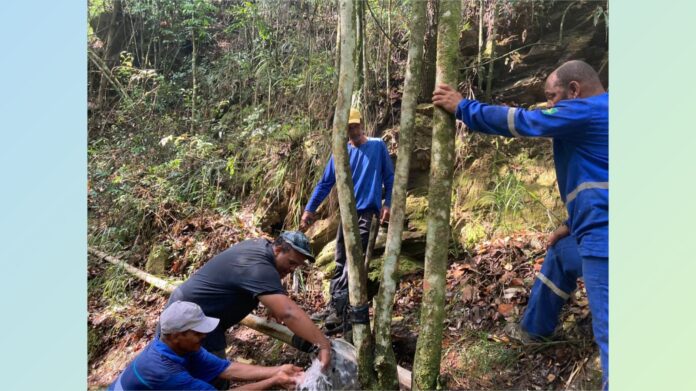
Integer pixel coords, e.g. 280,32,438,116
348,108,362,124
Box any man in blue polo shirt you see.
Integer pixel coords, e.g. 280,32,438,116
432,60,608,388
300,108,394,330
110,301,303,390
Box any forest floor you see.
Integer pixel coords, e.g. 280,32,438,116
88,226,602,390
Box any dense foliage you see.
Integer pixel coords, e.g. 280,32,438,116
88,0,607,274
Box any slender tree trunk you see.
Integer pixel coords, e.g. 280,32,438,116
353,0,367,132
333,20,341,93
484,0,498,101
477,0,484,92
190,31,197,133
361,0,373,134
97,0,124,106
333,0,375,386
354,0,364,94
411,1,460,389
419,0,439,103
385,0,392,125
373,0,427,389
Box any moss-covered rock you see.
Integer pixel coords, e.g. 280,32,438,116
314,240,337,287
314,239,336,268
459,220,487,251
405,196,428,233
146,244,171,275
368,255,424,282
306,215,339,254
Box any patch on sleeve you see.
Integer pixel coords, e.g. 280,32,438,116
541,107,558,115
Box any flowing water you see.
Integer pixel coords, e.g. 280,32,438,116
296,339,359,391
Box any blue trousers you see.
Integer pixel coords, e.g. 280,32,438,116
521,236,608,388
584,256,608,388
521,235,583,338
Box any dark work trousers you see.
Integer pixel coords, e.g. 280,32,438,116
330,210,376,304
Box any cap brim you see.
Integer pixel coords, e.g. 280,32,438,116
191,316,220,333
348,119,361,124
289,243,315,263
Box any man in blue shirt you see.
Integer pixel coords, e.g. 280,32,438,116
300,108,394,330
110,301,303,390
432,60,608,388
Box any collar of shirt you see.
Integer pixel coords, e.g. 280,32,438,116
152,339,190,364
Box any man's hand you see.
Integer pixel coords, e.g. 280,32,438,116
276,364,303,377
432,83,464,114
271,371,301,390
318,345,332,372
380,206,391,225
258,294,332,372
547,224,570,249
300,211,316,231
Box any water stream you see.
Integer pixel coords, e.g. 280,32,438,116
296,339,359,391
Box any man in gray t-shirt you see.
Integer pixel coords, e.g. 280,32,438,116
163,231,331,389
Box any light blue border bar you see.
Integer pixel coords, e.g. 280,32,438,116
0,1,87,389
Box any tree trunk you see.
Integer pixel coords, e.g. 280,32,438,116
411,0,460,389
385,0,392,125
333,0,375,387
354,0,364,94
334,20,341,93
484,0,498,101
477,0,484,92
97,0,124,106
419,0,439,103
353,0,368,133
361,0,374,134
191,31,197,133
373,0,427,389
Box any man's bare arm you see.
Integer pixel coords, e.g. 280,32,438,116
258,294,332,370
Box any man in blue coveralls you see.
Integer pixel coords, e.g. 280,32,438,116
432,60,608,388
110,301,303,390
300,108,394,330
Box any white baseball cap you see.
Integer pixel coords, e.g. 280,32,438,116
160,301,219,334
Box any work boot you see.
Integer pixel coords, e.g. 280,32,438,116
503,323,539,345
324,308,342,327
309,307,333,322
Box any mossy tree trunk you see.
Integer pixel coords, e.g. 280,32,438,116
419,0,439,103
411,0,460,389
373,0,427,389
333,0,375,387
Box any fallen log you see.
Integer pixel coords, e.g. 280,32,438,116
88,247,413,390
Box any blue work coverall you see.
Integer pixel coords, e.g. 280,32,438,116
521,235,583,338
455,93,609,386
